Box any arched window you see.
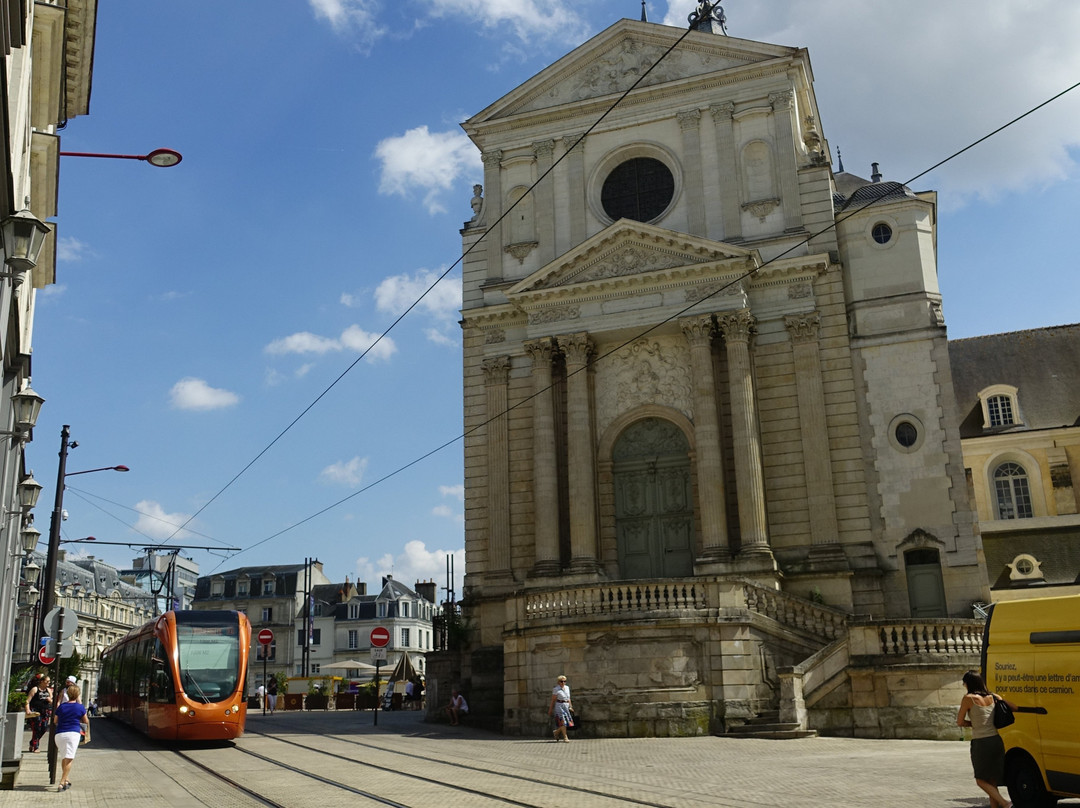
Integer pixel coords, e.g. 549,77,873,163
994,462,1033,519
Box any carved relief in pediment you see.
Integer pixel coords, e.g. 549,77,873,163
518,38,748,114
595,337,693,437
540,244,688,289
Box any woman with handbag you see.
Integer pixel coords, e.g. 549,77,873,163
548,675,573,742
25,674,53,753
956,670,1017,808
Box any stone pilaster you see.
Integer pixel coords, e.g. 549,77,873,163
524,338,560,576
680,314,730,561
533,139,556,265
785,314,842,558
481,149,504,280
678,109,706,236
769,91,803,232
717,310,772,558
709,102,742,241
483,356,512,576
561,332,600,573
563,133,587,247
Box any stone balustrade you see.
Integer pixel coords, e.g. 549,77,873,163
523,579,707,620
849,619,984,657
741,580,848,641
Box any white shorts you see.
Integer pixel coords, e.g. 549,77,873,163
55,731,81,760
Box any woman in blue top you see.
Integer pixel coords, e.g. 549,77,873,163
52,684,89,792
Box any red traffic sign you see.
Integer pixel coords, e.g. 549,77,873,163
370,626,390,648
38,646,56,665
257,628,275,646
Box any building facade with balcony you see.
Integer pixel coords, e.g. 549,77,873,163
447,10,988,739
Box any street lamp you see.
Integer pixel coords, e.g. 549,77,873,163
37,424,129,640
59,148,183,168
0,209,51,277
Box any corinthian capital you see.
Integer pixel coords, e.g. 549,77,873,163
559,332,594,366
482,355,511,386
524,337,556,367
481,149,504,169
717,310,756,344
784,312,821,344
679,314,716,348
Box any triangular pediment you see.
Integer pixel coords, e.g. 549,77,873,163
468,20,799,124
507,220,757,299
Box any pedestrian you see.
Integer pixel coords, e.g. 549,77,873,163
445,688,468,725
265,675,278,713
255,682,265,709
25,674,53,753
53,683,89,792
405,679,415,709
548,674,574,742
60,674,78,702
956,670,1016,808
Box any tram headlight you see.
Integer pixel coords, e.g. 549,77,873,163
179,706,189,714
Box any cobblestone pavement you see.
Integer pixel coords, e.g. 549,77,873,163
6,708,1072,807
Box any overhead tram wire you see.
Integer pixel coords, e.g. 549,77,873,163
217,75,1080,566
163,18,705,559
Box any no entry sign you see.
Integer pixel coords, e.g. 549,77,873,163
38,645,55,665
257,628,275,645
370,626,390,648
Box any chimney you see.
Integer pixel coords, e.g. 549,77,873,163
871,162,882,183
415,580,437,603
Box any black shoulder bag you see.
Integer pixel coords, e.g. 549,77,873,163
992,695,1015,729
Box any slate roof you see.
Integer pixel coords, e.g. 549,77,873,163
949,324,1080,438
832,171,917,211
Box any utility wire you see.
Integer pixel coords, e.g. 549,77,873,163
214,74,1080,567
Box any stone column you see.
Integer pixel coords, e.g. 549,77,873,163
709,102,742,241
563,133,587,247
717,310,771,555
680,314,730,560
769,91,803,232
481,149,504,281
561,332,599,572
483,356,512,576
785,313,841,550
678,109,706,236
524,338,560,576
533,139,556,265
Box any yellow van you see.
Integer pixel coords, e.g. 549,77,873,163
982,594,1080,808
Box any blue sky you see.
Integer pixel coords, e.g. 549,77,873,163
30,1,1080,598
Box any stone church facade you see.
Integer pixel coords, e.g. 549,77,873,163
447,13,989,738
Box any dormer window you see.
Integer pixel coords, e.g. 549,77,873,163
263,578,275,595
977,385,1020,429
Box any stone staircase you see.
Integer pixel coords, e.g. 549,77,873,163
726,710,817,740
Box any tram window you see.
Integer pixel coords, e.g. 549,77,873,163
149,639,176,703
176,614,241,704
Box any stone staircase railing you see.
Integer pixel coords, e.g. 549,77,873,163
741,580,849,642
858,619,984,656
523,579,707,620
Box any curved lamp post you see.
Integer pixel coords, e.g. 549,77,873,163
59,148,182,167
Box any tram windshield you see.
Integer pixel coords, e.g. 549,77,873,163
175,611,241,703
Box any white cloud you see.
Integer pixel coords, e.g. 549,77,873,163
308,0,386,50
439,484,464,501
663,0,1080,207
265,326,397,362
374,126,481,214
356,540,464,598
320,456,368,487
57,236,92,263
132,499,196,541
340,292,359,308
375,269,461,344
169,377,240,411
433,484,464,523
426,0,588,45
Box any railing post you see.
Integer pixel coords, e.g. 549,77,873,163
778,667,807,729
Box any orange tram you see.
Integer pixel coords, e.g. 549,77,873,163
98,610,251,741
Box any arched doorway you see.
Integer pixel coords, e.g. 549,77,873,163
613,418,694,578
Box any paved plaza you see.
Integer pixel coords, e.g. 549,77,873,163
5,709,1067,807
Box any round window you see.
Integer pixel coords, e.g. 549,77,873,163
871,222,893,244
601,157,675,223
894,421,918,448
1014,557,1034,575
